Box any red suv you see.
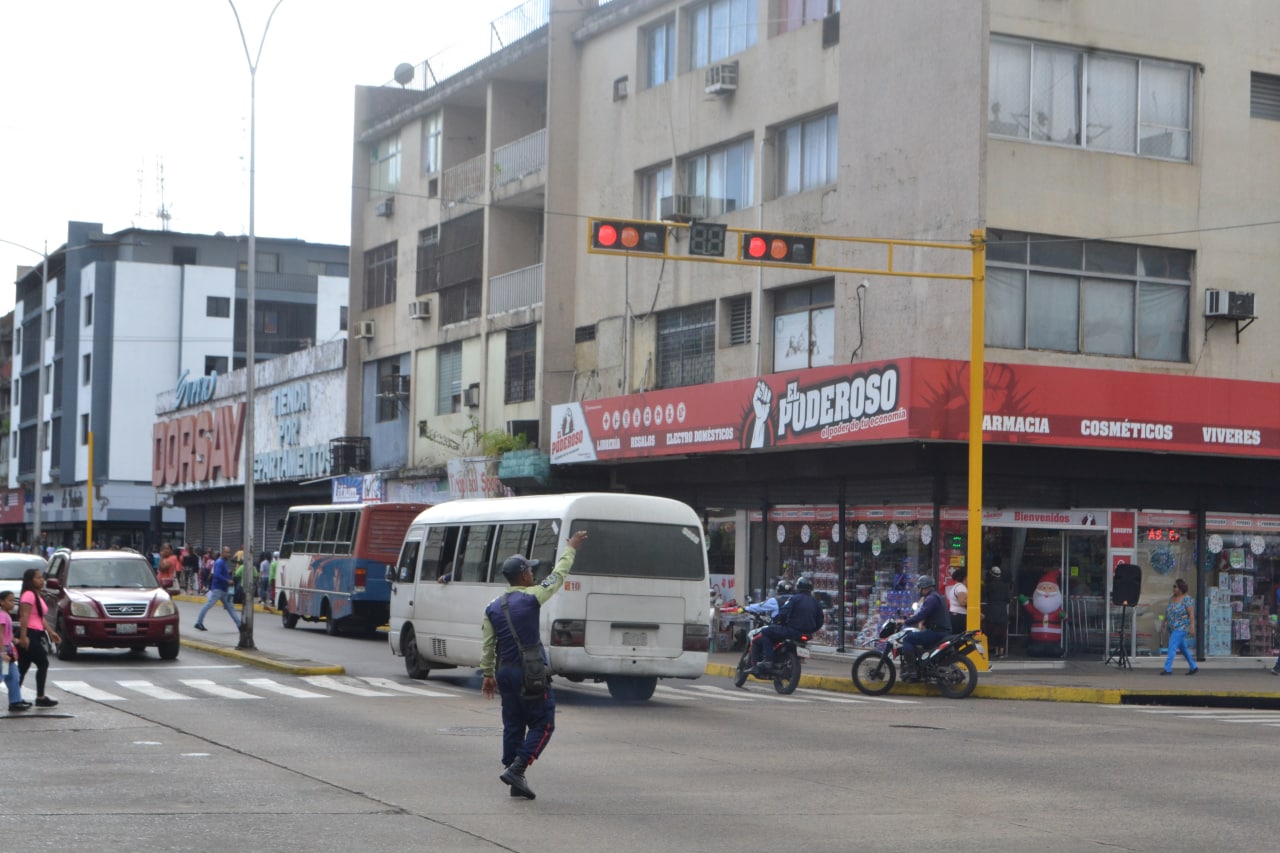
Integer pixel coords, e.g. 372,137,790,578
45,549,181,660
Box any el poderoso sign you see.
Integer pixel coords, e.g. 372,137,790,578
152,402,246,486
550,357,1280,464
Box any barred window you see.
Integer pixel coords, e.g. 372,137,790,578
437,343,462,415
657,302,715,389
439,281,482,325
504,325,537,404
363,242,397,309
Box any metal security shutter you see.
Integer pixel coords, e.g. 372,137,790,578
262,504,288,554
727,294,751,345
1251,72,1280,121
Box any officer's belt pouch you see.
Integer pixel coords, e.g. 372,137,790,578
520,646,549,698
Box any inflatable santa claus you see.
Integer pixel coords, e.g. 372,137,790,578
1020,568,1064,657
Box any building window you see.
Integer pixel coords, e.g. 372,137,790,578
421,211,482,297
416,227,439,295
376,359,403,423
575,324,597,343
83,294,93,327
82,354,91,385
989,37,1193,160
657,302,715,389
80,414,89,446
339,305,349,332
363,241,398,309
680,138,754,215
41,420,50,451
1251,72,1280,121
641,164,673,220
46,308,54,338
205,356,228,376
776,110,838,196
262,310,279,334
437,343,462,415
773,281,834,371
985,230,1191,362
423,111,442,174
207,296,231,318
689,0,757,69
644,17,675,88
439,281,482,325
13,326,20,356
504,326,537,404
10,431,16,459
307,259,348,276
725,294,752,346
777,0,837,35
371,133,401,192
238,252,280,273
172,246,198,266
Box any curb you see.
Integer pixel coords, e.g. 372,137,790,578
175,594,344,676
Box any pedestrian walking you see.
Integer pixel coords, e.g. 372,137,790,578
16,568,59,707
0,590,31,711
1162,577,1198,675
947,566,969,634
480,529,588,800
258,551,272,607
194,546,242,632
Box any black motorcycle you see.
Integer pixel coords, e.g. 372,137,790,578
733,611,809,695
850,618,983,699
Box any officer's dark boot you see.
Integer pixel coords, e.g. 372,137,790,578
501,757,536,800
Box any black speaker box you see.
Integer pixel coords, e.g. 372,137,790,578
1111,563,1142,606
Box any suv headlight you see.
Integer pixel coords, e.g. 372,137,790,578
154,599,176,617
69,601,98,618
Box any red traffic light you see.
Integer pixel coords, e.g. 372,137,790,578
740,231,815,266
590,219,668,254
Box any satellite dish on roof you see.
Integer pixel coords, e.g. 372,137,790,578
394,63,415,88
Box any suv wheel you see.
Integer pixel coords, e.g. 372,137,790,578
158,639,180,660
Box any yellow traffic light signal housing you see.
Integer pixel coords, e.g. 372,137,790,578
740,231,816,266
589,219,668,255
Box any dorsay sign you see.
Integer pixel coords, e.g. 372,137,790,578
152,402,246,486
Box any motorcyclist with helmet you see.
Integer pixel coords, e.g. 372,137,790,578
745,579,794,621
900,575,953,682
750,576,824,676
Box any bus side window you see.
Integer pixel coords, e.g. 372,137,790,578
396,529,423,584
280,515,297,559
457,524,495,583
422,526,450,581
335,512,358,556
294,513,314,552
319,512,341,555
529,519,561,582
491,523,536,583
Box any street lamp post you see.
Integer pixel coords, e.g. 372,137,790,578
228,0,284,650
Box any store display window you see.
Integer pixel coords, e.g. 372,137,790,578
1201,515,1280,658
1135,513,1197,658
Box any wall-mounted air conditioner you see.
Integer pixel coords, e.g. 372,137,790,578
375,197,395,217
379,374,410,397
354,320,375,339
409,300,431,319
1204,289,1256,320
464,383,481,408
704,61,738,95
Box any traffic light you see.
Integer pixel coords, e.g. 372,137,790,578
739,231,816,266
589,219,668,255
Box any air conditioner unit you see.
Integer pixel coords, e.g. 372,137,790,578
704,61,738,95
660,194,707,223
380,373,410,397
1204,289,1256,320
409,300,431,320
375,197,395,217
354,319,375,339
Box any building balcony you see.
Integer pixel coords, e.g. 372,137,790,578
489,263,543,316
441,154,487,214
492,128,546,209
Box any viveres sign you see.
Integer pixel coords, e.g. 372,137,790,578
152,402,246,486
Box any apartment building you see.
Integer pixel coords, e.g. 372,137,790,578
348,1,1280,660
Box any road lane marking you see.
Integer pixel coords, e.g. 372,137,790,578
690,684,808,703
119,680,192,700
241,678,327,698
54,680,127,701
181,679,262,699
358,677,459,698
302,675,398,697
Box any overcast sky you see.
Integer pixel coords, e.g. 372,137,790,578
0,0,523,313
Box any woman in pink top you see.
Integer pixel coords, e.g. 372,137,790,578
0,590,29,711
17,568,60,708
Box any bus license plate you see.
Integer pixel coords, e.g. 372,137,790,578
622,631,648,647
116,623,138,635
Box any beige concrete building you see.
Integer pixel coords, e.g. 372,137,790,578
348,1,1280,661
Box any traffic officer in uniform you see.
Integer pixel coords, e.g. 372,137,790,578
481,529,588,800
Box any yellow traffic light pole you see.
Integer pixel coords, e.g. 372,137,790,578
587,219,989,670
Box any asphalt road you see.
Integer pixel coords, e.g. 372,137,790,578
2,605,1278,851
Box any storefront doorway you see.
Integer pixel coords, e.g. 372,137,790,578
984,526,1109,659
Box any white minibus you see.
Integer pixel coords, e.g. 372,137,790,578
387,493,710,701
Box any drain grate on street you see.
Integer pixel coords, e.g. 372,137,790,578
438,726,504,736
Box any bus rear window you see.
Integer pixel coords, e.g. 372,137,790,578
567,519,705,580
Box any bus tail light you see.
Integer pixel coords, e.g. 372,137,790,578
354,567,366,593
551,619,585,647
683,623,710,652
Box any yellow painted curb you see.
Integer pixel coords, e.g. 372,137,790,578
179,637,345,676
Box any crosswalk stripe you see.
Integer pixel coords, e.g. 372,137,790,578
53,680,127,701
301,675,398,697
119,680,192,700
803,692,866,705
358,677,458,698
181,679,262,699
241,677,327,698
690,684,807,703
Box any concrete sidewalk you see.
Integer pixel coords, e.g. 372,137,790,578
708,648,1280,707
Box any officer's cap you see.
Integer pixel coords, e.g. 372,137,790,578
501,555,540,578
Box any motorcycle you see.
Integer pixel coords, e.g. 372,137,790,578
850,618,983,699
733,611,810,695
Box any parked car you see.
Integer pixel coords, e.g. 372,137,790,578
44,549,180,660
0,552,49,615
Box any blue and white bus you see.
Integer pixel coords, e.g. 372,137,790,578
276,502,427,635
